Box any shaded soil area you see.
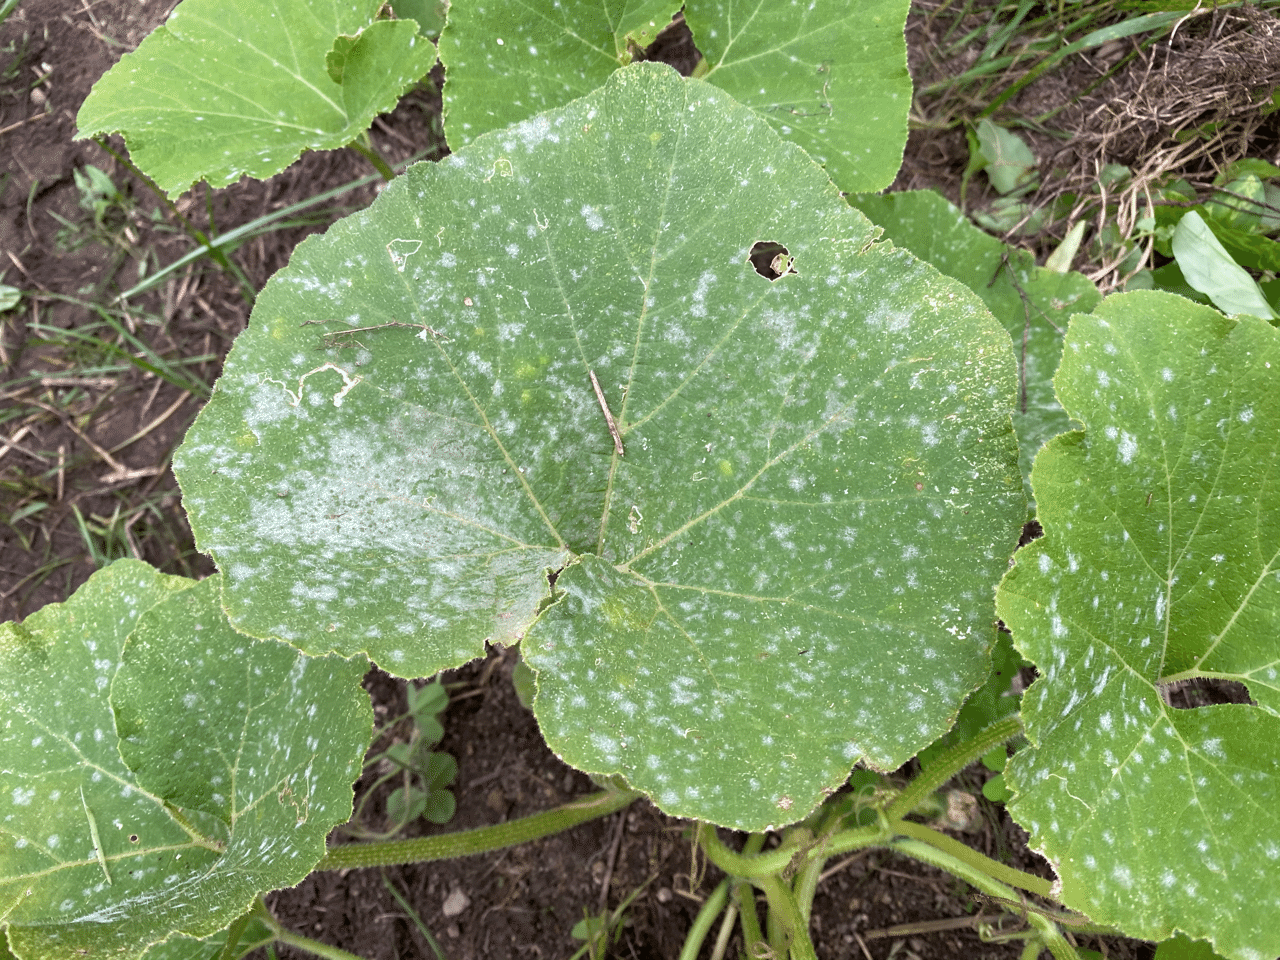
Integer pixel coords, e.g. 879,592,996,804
0,1,1220,957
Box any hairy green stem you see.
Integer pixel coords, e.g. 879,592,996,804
678,878,730,960
215,909,253,960
804,821,889,861
893,819,1052,896
754,873,817,960
697,823,827,878
889,838,1081,960
735,881,766,957
792,842,826,922
314,789,638,870
270,925,369,960
885,713,1023,821
253,899,368,960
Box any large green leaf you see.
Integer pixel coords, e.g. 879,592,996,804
850,189,1100,505
175,64,1025,830
996,291,1280,959
687,0,911,193
0,564,371,960
440,0,910,193
76,0,436,196
438,0,682,145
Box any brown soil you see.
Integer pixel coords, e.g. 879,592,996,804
0,2,1216,957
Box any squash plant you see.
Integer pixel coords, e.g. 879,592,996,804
3,3,1279,960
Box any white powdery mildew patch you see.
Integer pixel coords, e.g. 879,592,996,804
580,204,604,231
1118,431,1137,465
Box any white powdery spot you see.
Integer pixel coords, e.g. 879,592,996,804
1118,431,1137,465
690,270,715,318
590,732,619,762
510,113,557,151
580,204,604,231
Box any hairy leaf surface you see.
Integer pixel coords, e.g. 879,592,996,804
76,0,435,196
175,65,1024,830
440,0,909,192
851,190,1100,505
997,291,1280,960
0,564,370,960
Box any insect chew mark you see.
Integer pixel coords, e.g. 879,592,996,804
589,370,624,456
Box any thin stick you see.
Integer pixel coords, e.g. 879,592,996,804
589,370,624,456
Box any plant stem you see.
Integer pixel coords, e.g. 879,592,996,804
893,819,1052,897
885,713,1023,822
734,880,766,957
314,789,639,870
270,926,370,960
792,841,827,922
697,823,841,879
678,878,730,960
754,873,817,960
253,898,369,960
351,133,396,182
709,896,739,960
801,821,889,861
890,838,1082,960
215,909,253,960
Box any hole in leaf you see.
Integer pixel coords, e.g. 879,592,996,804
632,12,703,76
534,562,570,616
748,241,798,281
1018,519,1043,547
1160,677,1255,709
546,561,568,589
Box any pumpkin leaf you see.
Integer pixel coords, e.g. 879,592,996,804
997,291,1280,959
0,565,371,960
76,0,435,196
175,64,1025,830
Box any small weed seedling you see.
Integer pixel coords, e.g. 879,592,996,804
343,680,457,838
2,3,1278,960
